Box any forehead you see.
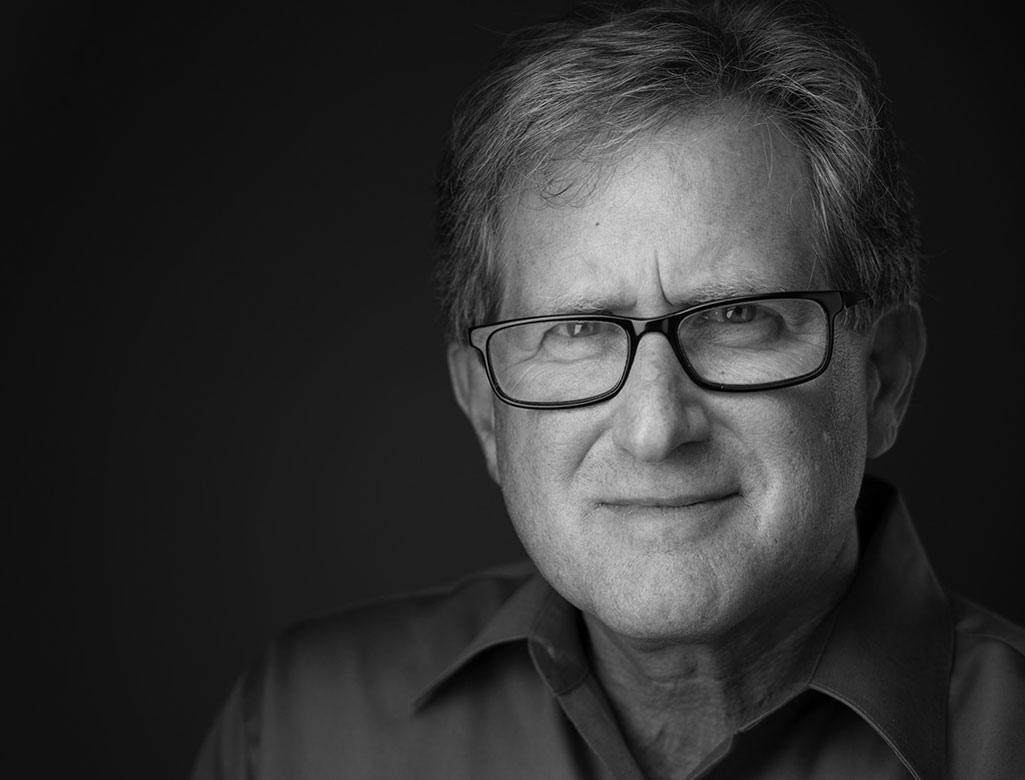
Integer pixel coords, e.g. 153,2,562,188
496,113,818,317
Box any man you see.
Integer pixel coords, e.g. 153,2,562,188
192,1,1024,778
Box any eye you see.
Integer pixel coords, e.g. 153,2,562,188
536,319,621,359
549,321,602,338
718,305,758,324
682,302,783,341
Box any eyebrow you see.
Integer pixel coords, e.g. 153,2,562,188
537,277,794,317
542,291,614,316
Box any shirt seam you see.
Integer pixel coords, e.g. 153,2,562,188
810,681,925,780
953,630,1025,657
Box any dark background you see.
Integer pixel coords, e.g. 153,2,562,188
11,1,1023,778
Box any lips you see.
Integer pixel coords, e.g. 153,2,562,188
596,490,740,509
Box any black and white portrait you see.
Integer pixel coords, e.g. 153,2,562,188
13,2,1024,778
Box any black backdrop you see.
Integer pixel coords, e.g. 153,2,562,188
12,2,1023,778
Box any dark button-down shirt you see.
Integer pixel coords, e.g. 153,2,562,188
192,480,1025,779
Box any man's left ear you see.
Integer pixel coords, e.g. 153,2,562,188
864,303,927,458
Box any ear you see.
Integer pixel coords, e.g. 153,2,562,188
864,303,927,458
447,342,500,482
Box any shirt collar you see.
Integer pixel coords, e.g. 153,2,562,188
412,568,587,710
413,478,953,780
809,476,952,780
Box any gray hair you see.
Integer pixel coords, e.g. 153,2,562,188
434,0,921,342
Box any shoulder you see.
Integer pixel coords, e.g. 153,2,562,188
949,593,1025,654
948,592,1025,691
191,561,541,779
279,559,536,656
247,560,537,711
946,593,1025,779
949,593,1025,690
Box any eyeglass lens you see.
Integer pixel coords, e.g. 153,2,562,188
486,297,830,404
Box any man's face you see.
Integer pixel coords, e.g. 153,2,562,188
463,115,877,645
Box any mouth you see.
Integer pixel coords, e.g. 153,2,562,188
596,491,741,511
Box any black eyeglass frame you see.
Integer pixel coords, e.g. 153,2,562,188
468,289,871,410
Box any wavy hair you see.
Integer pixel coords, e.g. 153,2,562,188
434,0,921,341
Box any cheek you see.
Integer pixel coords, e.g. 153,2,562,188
789,345,869,470
819,343,871,480
492,405,622,590
722,359,868,533
774,357,870,551
492,409,571,578
494,402,605,476
493,407,587,527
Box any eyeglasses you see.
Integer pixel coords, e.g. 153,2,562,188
468,290,869,409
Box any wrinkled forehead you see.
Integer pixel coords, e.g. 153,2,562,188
492,111,819,317
505,105,800,198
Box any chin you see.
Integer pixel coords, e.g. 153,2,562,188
561,556,740,645
588,600,738,648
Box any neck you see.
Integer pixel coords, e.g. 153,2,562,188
584,551,857,779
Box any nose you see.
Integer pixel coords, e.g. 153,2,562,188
611,331,711,461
